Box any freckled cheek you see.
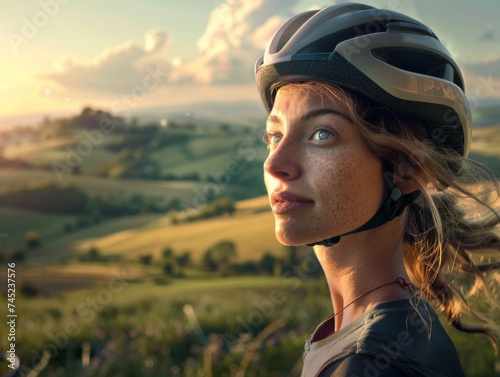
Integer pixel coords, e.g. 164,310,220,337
350,156,384,216
314,153,381,229
313,155,352,227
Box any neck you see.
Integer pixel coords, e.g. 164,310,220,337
314,218,411,332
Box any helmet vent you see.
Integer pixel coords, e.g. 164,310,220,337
296,22,388,55
372,47,463,89
277,12,317,52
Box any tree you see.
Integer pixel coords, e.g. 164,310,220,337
163,262,175,276
285,245,299,270
203,240,237,273
175,250,191,268
79,247,101,262
162,247,174,259
4,247,25,262
26,231,41,249
259,252,276,275
20,282,38,298
139,254,153,265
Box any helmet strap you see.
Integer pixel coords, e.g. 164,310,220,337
307,162,420,247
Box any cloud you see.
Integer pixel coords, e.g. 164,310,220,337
44,28,172,94
462,57,500,99
479,30,497,42
463,56,500,78
43,0,302,94
168,0,300,85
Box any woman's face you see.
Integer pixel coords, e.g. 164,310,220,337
263,84,386,246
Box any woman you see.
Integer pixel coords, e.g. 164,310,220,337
255,3,500,376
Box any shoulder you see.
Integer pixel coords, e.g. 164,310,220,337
302,300,465,377
353,300,464,376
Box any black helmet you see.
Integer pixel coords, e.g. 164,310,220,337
255,3,471,157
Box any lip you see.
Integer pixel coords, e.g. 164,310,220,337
270,191,314,215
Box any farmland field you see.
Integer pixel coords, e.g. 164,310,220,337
0,275,497,377
0,207,77,249
0,168,203,203
74,204,281,262
2,192,279,263
1,115,499,377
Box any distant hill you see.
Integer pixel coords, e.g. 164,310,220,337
129,100,267,126
3,100,499,131
472,105,500,128
0,101,267,131
1,105,499,267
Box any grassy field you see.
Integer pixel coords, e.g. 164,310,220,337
1,120,499,265
74,205,281,262
3,194,277,264
67,196,274,260
3,133,119,171
150,132,267,178
1,118,499,376
0,207,77,249
1,275,498,377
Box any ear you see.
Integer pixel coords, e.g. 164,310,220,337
393,169,419,195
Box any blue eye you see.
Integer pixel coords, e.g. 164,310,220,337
271,135,282,144
312,129,332,141
263,132,282,150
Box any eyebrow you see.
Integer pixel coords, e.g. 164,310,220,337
266,108,350,125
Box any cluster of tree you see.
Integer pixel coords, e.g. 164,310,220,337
137,246,192,278
68,108,126,132
0,182,178,218
0,183,88,214
39,108,126,139
78,247,120,263
162,247,191,276
71,242,322,282
202,240,237,274
200,242,323,278
0,247,26,263
185,197,236,223
0,232,44,265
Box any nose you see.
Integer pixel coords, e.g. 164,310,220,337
263,138,301,181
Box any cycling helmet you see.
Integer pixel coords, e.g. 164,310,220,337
255,3,471,157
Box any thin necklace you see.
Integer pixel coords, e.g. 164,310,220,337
333,277,413,317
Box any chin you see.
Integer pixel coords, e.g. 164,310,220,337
275,230,309,247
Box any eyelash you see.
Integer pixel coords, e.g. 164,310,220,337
262,126,336,149
310,127,335,141
262,132,281,149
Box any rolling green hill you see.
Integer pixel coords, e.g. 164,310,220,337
20,195,280,264
1,108,499,269
74,198,280,262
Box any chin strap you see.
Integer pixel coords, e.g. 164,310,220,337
307,163,420,247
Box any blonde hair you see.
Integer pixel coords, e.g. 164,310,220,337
275,82,500,348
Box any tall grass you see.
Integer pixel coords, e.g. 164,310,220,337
4,277,498,376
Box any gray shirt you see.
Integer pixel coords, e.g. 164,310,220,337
301,299,465,377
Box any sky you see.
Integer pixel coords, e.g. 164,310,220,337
0,0,499,126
